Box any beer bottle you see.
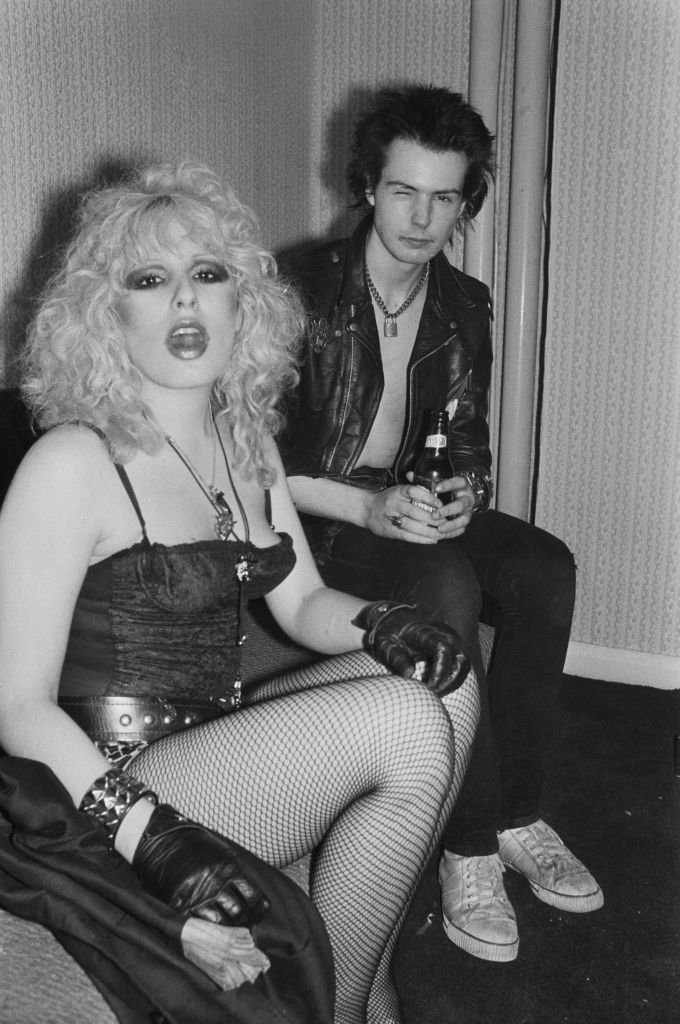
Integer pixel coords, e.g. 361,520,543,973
413,410,454,505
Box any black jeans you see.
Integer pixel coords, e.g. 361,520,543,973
301,508,576,856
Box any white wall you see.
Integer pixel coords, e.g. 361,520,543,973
538,0,680,687
0,0,315,381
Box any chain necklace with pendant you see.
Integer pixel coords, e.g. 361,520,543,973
164,412,246,542
164,408,251,708
366,262,430,338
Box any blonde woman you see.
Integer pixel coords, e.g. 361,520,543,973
0,163,479,1024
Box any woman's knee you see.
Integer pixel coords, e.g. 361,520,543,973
362,678,455,784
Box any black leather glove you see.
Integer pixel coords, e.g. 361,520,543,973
133,804,270,927
352,600,470,696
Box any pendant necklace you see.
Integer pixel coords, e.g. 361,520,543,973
164,410,253,708
165,412,248,546
366,262,430,338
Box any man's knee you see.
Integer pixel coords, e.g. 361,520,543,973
508,527,576,629
399,545,483,635
529,529,575,592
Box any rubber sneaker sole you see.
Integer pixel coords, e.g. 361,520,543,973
441,907,519,962
519,873,604,913
498,822,605,915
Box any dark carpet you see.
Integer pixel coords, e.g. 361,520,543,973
395,676,680,1024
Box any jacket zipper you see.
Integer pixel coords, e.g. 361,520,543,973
324,328,383,473
325,337,356,469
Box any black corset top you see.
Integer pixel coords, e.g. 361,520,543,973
59,450,296,699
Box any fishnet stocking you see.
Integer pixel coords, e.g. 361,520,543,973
132,652,479,1024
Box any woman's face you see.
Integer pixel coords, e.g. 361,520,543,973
115,222,238,394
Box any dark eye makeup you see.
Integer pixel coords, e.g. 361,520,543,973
124,260,229,290
193,262,229,282
125,270,164,289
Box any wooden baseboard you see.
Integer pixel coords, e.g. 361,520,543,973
565,641,680,690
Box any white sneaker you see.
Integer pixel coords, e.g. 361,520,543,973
498,820,603,912
438,851,519,962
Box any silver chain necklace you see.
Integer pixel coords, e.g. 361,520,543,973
366,263,430,338
164,411,250,556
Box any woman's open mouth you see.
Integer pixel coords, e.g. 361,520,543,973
165,321,209,359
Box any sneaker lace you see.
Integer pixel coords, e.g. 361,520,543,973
465,856,506,906
519,824,575,873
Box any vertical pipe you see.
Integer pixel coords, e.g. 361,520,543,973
465,0,505,291
496,0,555,519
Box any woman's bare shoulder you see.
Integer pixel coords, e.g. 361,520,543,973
8,423,114,504
23,421,110,463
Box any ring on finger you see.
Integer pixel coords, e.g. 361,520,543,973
410,497,433,513
386,512,405,529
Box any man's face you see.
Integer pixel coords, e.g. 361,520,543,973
366,138,469,268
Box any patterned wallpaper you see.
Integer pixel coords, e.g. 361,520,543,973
537,0,680,657
0,0,314,382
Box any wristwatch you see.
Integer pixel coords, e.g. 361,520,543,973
459,470,493,512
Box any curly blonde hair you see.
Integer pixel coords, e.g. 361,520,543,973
22,162,303,483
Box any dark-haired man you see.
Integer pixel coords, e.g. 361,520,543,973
279,84,602,962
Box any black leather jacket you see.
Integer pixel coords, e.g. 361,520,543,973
279,216,493,491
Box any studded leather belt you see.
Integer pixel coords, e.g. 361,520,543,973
59,695,232,743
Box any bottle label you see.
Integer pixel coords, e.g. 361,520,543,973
424,432,447,450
